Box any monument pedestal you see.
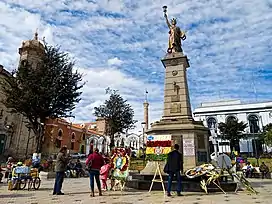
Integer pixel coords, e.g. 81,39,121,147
144,120,208,171
142,52,209,173
127,52,237,192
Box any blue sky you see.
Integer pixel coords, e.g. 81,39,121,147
0,0,271,132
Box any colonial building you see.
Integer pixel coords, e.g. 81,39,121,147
0,33,47,160
193,100,272,156
0,65,36,160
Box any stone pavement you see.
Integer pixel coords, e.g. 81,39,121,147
0,178,272,204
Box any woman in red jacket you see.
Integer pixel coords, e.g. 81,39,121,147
86,148,104,197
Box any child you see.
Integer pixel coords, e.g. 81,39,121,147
100,160,111,191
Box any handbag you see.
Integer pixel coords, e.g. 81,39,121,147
86,160,93,171
163,162,169,174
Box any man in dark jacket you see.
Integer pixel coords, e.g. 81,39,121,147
164,144,182,196
53,146,69,195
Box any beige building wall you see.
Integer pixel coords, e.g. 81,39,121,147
0,65,36,160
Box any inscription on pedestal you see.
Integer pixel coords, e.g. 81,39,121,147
170,103,181,113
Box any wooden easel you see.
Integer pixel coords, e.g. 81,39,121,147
148,161,166,195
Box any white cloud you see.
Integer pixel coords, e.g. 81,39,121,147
0,0,271,134
107,57,124,67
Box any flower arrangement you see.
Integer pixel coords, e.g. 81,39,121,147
110,148,130,172
146,139,172,161
146,140,171,147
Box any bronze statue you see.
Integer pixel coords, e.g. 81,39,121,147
163,6,186,53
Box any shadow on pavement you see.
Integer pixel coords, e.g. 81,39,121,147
34,187,52,191
0,193,34,198
248,179,272,188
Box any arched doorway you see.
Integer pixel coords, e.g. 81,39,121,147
207,117,217,129
248,115,260,133
121,138,125,147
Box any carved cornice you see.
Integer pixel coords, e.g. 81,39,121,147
161,55,190,68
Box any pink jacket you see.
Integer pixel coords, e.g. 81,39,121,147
100,164,111,180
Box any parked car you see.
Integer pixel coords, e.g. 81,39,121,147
71,153,86,159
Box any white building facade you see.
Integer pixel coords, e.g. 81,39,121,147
193,100,272,156
86,132,143,155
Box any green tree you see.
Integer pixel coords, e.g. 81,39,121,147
218,119,248,152
1,43,84,153
261,123,272,147
94,88,137,148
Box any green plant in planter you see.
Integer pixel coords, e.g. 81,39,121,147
146,154,167,161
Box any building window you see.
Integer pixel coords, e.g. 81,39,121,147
82,133,86,141
207,117,217,129
71,133,75,150
56,130,62,148
248,115,260,133
226,115,237,123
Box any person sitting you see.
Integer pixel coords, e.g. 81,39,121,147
32,155,43,172
245,162,254,178
74,159,83,177
259,162,269,179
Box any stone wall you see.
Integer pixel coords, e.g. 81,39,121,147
0,65,36,160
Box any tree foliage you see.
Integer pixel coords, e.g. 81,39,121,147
1,43,84,152
218,119,248,151
262,123,272,146
94,88,137,148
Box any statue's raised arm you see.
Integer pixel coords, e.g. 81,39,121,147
164,13,171,29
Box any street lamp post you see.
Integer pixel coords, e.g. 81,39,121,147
141,122,146,163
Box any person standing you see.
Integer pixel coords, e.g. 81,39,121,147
164,144,183,197
53,146,69,195
86,148,104,197
260,162,269,179
100,159,111,191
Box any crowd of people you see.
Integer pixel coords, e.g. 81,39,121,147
53,146,115,196
51,144,185,197
1,144,271,197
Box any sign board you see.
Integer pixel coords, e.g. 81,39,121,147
147,135,154,141
146,135,172,161
147,135,171,141
183,139,195,156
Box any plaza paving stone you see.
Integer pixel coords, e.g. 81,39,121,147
0,178,272,204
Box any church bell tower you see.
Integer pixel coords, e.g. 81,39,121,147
18,31,45,69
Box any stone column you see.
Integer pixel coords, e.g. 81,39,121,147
143,101,149,131
161,52,192,121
